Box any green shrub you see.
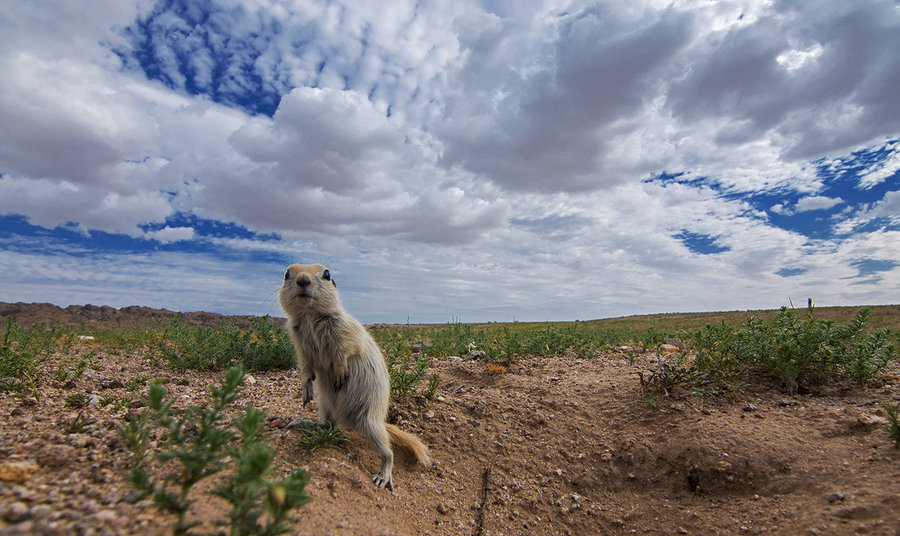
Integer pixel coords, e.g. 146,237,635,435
120,365,310,536
0,318,57,382
385,351,430,398
158,316,295,371
377,332,430,397
830,309,895,385
689,300,895,393
644,353,717,395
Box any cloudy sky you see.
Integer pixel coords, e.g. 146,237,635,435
1,0,898,323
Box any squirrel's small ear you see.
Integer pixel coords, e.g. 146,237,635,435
284,268,291,280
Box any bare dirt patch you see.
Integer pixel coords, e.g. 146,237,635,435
1,304,898,535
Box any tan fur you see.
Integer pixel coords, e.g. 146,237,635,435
279,264,430,490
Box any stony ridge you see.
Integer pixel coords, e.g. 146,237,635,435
0,302,282,331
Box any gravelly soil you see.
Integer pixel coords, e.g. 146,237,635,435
1,304,899,536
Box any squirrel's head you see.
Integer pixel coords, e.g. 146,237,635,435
279,264,340,316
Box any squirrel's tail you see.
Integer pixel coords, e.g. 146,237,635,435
385,423,431,467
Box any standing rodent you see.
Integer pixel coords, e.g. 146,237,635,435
279,263,431,490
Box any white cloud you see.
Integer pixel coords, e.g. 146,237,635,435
770,203,791,216
794,196,843,212
870,190,900,220
858,140,900,188
833,189,900,236
0,0,898,321
144,226,195,244
776,42,824,72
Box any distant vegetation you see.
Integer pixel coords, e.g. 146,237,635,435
2,303,897,397
644,301,896,394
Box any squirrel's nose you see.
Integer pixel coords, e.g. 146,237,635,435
296,275,311,287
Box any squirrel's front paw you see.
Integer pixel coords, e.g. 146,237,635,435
372,474,393,491
333,375,348,391
302,380,314,406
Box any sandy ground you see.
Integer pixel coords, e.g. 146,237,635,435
1,304,899,535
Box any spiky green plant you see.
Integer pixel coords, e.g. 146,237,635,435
64,393,88,408
0,318,57,384
884,403,900,449
120,365,310,536
296,422,350,453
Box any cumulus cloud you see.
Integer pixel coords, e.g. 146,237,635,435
438,3,697,191
0,0,898,320
870,190,900,220
0,11,507,245
794,196,843,212
668,0,900,161
144,226,195,244
230,87,406,193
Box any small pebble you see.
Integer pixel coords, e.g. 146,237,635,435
3,502,31,523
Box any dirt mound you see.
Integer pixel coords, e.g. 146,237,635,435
0,302,278,331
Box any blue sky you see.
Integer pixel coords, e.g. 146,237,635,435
1,0,898,323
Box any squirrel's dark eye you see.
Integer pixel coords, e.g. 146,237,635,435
322,269,331,281
284,269,291,280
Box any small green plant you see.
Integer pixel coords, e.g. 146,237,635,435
830,309,895,385
626,351,638,366
424,372,440,400
64,393,88,408
67,412,93,434
119,365,310,536
212,405,312,535
57,331,79,355
884,403,900,449
496,327,522,365
380,332,432,397
55,355,90,383
0,318,57,383
100,394,132,411
297,422,350,453
126,375,149,392
640,395,662,410
93,325,162,358
386,352,430,397
643,352,717,395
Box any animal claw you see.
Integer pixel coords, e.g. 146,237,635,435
302,379,314,406
372,475,393,491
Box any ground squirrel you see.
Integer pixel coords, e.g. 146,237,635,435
279,263,431,490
